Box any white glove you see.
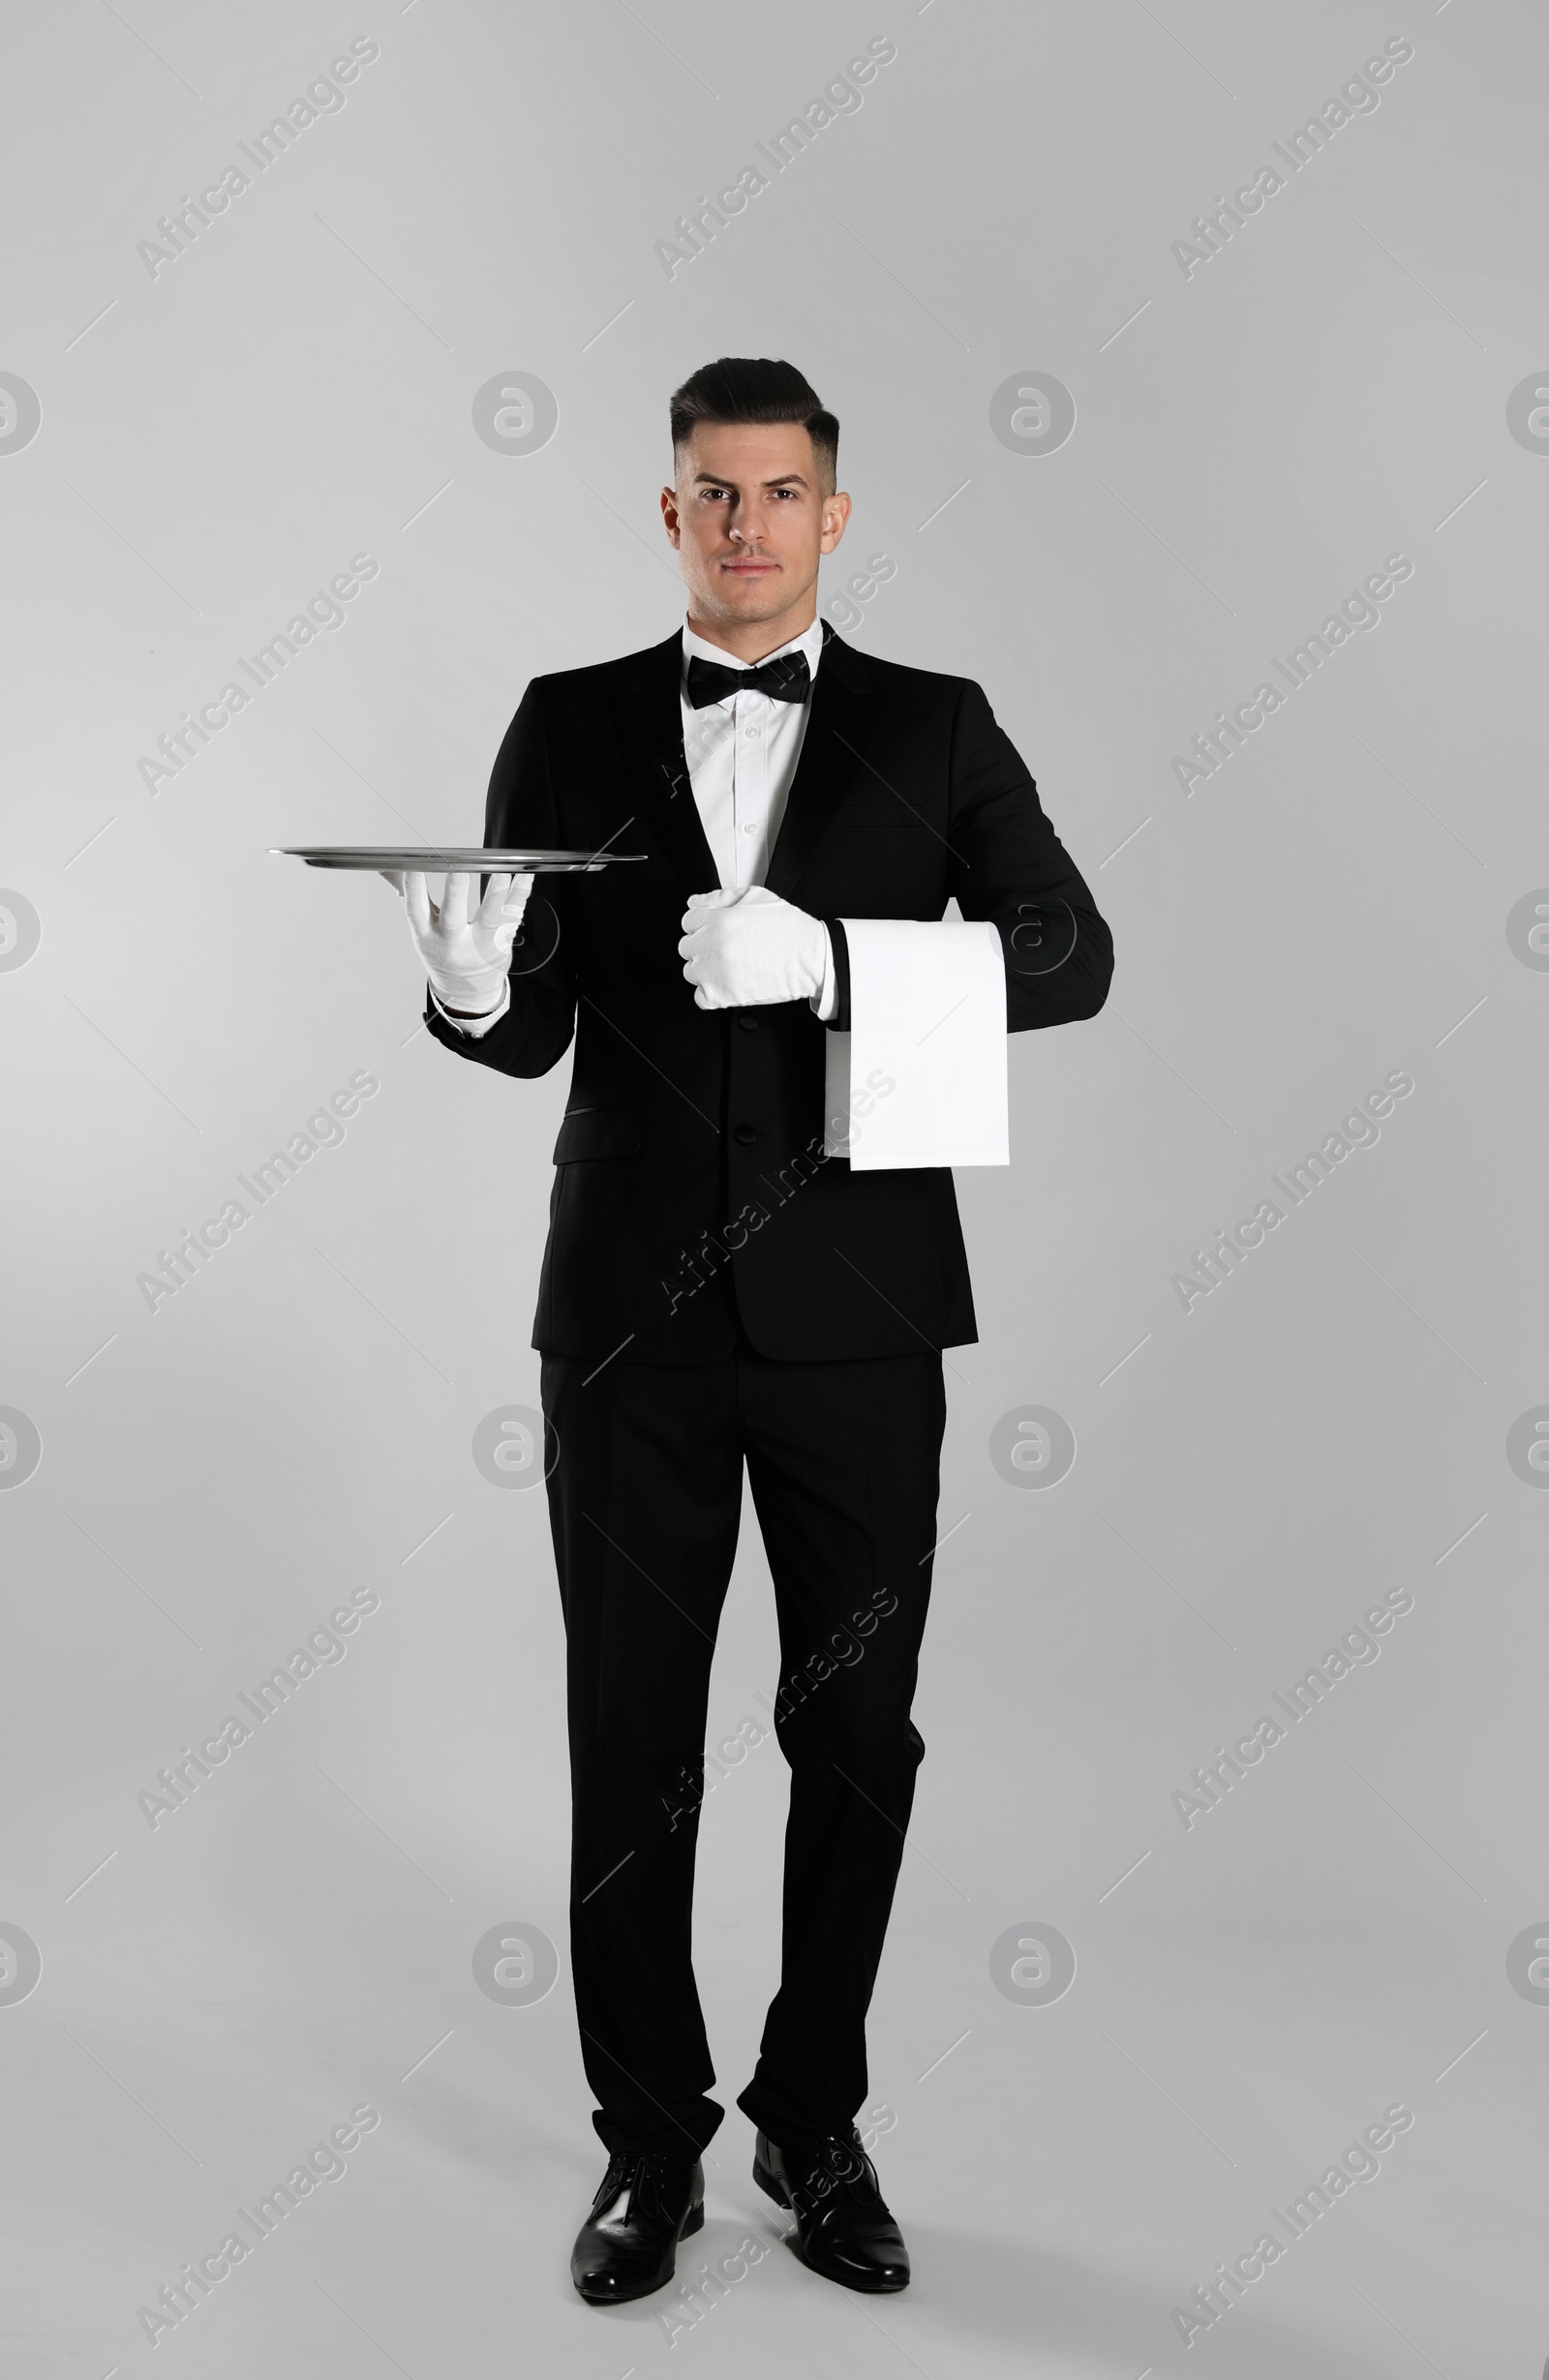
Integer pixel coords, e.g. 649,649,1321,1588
380,868,533,1015
679,887,828,1010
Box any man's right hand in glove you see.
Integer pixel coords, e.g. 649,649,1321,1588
380,868,533,1018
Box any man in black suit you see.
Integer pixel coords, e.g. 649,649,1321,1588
389,357,1112,2304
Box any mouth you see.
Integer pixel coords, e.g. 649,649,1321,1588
721,557,777,574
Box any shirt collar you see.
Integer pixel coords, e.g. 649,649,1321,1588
680,613,824,697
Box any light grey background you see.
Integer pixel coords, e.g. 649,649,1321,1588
3,1,1545,2370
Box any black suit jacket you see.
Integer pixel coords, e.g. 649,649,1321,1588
425,622,1114,1362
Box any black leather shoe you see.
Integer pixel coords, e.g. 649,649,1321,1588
752,2124,910,2292
569,2149,705,2305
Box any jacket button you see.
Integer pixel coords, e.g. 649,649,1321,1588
737,1013,759,1032
734,1124,759,1145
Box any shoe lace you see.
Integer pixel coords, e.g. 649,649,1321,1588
593,2149,681,2215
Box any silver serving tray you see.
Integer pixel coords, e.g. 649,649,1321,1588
271,846,646,872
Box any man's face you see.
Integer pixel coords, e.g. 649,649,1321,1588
661,420,850,638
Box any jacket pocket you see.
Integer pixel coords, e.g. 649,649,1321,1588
552,1104,643,1162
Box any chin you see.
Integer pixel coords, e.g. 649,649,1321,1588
718,580,785,616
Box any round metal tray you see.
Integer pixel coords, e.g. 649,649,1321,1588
271,846,647,872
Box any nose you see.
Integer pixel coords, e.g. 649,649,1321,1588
727,499,769,546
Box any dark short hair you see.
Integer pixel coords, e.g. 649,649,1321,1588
669,357,838,492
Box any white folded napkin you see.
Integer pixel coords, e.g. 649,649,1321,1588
823,918,1008,1168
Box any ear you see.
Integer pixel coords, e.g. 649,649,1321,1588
819,490,852,554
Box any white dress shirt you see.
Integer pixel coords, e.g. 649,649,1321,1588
437,615,835,1036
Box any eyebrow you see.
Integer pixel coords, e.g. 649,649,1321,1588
691,471,809,490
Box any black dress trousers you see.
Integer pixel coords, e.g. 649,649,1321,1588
540,1333,947,2157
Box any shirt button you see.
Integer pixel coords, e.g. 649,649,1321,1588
734,1123,759,1144
742,822,757,835
744,724,760,738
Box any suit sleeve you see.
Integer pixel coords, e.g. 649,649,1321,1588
422,678,579,1079
942,678,1113,1034
821,678,1114,1035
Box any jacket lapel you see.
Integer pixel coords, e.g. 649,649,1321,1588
612,629,720,895
610,622,880,900
764,625,879,900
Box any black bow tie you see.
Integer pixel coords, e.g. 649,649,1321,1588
685,649,811,709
